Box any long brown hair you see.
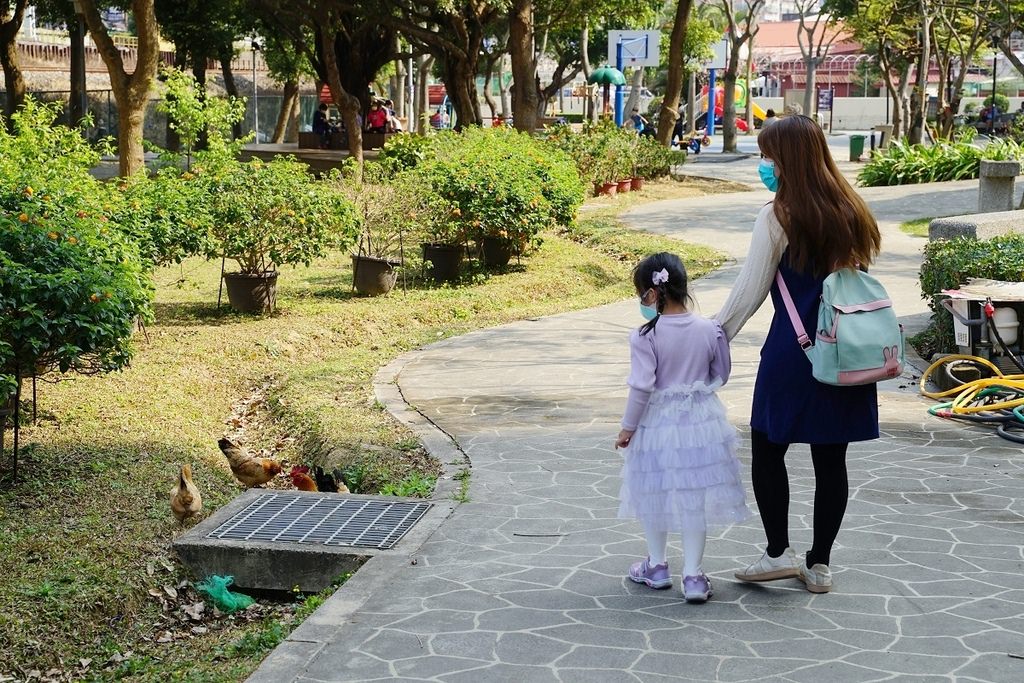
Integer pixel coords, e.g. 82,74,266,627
758,115,880,275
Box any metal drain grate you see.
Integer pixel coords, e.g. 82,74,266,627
207,493,432,550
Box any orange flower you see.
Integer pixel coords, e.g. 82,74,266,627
24,186,33,197
452,207,462,217
18,213,28,222
89,293,100,302
67,236,78,245
47,231,59,240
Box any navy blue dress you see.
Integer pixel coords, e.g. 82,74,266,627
751,252,879,444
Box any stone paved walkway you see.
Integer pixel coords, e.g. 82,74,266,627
251,167,1024,682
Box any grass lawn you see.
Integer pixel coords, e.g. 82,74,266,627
0,175,739,682
900,217,933,237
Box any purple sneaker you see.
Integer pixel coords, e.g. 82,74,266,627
628,557,672,589
683,573,713,603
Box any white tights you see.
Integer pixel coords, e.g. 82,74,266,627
643,523,707,577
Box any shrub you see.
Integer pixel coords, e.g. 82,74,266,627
635,135,683,178
0,99,153,401
858,133,1023,187
377,133,436,176
109,168,214,268
417,127,584,252
916,233,1024,355
983,93,1011,113
206,158,360,274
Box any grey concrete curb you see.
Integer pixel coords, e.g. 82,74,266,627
246,342,469,683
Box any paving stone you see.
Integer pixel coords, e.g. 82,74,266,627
428,631,499,661
249,177,1024,683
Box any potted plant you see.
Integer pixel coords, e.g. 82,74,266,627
344,169,430,295
206,158,359,313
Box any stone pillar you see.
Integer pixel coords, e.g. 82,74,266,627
978,160,1021,213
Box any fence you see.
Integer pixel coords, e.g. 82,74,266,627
0,90,326,147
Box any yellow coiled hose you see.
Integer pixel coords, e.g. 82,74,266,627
919,354,1024,414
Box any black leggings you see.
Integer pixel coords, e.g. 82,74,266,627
750,429,849,567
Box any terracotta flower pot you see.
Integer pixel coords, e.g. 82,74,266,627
601,182,618,197
630,176,644,191
617,179,632,193
223,271,278,314
352,254,399,296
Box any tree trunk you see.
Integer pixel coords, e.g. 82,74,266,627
498,57,511,118
687,70,696,133
509,0,538,132
580,21,595,122
656,0,694,145
283,93,299,142
622,68,643,116
722,49,740,153
69,13,88,127
79,0,160,177
416,55,433,133
898,64,912,140
393,57,406,118
443,56,481,130
802,57,818,120
0,27,26,125
220,51,243,139
744,40,754,134
165,49,187,153
482,57,498,119
910,3,931,145
319,26,362,170
272,80,298,143
192,60,209,151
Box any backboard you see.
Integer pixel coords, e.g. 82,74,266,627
608,30,661,68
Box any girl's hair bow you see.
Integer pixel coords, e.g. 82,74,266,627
652,268,669,285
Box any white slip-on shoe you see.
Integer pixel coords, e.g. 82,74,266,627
734,547,800,582
798,562,833,593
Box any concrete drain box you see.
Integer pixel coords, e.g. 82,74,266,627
173,490,432,592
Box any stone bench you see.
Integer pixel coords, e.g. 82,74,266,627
929,209,1024,241
978,159,1021,213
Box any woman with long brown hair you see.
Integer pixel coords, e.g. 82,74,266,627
715,115,881,593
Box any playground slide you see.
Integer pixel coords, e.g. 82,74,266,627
695,93,768,131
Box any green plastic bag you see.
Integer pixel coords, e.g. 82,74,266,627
195,575,255,613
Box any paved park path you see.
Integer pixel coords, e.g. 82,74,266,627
252,158,1024,682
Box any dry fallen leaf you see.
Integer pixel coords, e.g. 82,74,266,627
162,585,178,600
155,631,173,644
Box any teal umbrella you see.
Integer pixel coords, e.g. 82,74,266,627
588,66,626,116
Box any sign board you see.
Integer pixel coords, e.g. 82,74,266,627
705,38,729,70
817,87,834,112
608,30,661,68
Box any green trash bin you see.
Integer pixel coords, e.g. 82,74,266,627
849,134,866,161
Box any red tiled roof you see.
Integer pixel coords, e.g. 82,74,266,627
754,20,859,52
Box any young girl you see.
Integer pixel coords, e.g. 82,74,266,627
615,252,750,603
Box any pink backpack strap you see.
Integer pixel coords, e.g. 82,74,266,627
775,271,813,350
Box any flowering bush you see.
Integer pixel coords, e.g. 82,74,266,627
417,127,584,251
205,158,360,274
110,167,215,268
0,100,152,400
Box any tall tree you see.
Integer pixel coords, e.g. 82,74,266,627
0,1,28,125
794,0,844,119
718,0,764,152
78,0,161,176
932,0,992,138
261,29,314,143
656,1,694,144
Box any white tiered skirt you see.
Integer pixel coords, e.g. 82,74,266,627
618,381,751,532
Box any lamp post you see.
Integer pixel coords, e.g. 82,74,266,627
990,50,999,135
252,40,261,144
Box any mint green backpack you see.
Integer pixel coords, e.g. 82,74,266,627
776,268,904,386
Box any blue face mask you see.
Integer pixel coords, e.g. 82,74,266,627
640,302,658,321
759,159,779,192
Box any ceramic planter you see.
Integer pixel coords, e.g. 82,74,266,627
422,242,464,283
223,271,278,314
352,254,400,296
600,182,618,197
617,179,632,193
631,176,644,191
479,237,513,268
